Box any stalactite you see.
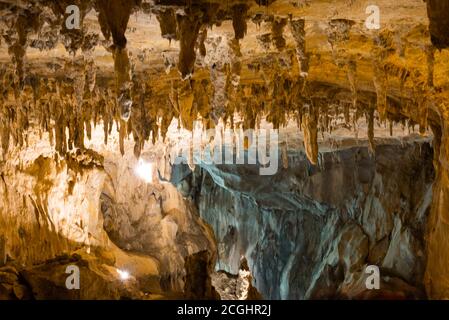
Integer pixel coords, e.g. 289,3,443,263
394,32,405,57
210,66,228,123
119,119,126,156
0,104,10,157
5,12,32,90
271,17,287,51
367,108,375,155
399,71,406,110
229,38,242,89
113,48,133,121
197,27,208,57
281,141,288,169
326,19,355,53
176,12,202,80
417,95,428,135
178,82,195,131
289,18,308,76
256,33,271,51
95,0,135,49
74,113,85,149
231,4,248,41
373,60,387,122
426,44,436,88
98,92,109,145
302,103,318,165
0,0,439,173
155,8,178,41
54,99,66,154
85,59,97,93
344,103,350,125
316,98,328,134
67,96,76,150
347,60,357,110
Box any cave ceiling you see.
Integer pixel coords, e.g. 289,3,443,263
0,0,447,164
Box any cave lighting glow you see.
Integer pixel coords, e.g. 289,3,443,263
117,269,130,281
135,159,153,183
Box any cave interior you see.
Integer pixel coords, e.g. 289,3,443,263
0,0,449,300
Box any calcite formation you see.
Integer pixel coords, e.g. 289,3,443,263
0,0,449,300
177,140,433,299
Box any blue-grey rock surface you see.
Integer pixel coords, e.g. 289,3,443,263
175,141,434,299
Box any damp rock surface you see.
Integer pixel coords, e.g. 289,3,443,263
175,141,434,299
1,0,449,299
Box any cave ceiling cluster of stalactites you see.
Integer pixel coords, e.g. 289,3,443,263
0,0,448,165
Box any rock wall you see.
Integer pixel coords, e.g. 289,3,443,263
0,129,217,299
99,150,216,292
425,122,449,299
0,147,108,265
178,140,434,299
0,0,447,299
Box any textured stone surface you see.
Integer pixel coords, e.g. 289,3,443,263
425,124,449,299
99,150,216,292
20,252,140,300
0,147,108,265
0,126,217,299
212,257,262,300
175,140,433,299
184,250,220,300
1,0,449,299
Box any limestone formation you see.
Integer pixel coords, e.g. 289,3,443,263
0,0,448,300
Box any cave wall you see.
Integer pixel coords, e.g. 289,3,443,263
1,0,449,299
0,129,217,299
180,141,434,299
425,122,449,299
0,147,108,265
99,150,216,292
